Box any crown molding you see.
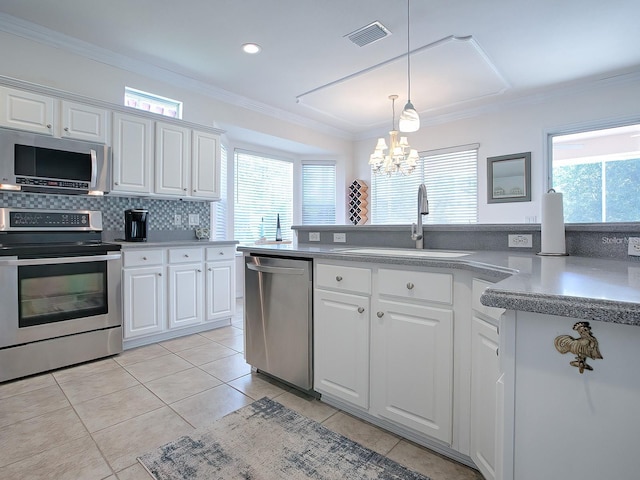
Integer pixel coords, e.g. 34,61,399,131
0,13,351,140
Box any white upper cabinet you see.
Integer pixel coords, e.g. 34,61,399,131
112,112,154,194
191,130,221,200
60,100,108,143
0,87,55,135
155,121,190,197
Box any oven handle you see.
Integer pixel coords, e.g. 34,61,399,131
0,253,121,266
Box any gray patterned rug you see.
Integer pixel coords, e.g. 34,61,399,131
138,397,431,480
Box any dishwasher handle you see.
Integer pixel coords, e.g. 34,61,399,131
246,263,306,275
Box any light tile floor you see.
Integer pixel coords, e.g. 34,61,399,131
0,300,482,480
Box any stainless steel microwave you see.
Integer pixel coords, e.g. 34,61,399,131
0,128,110,195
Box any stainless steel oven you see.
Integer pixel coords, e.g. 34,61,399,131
0,208,122,382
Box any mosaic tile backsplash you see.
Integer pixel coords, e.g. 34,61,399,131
0,192,210,233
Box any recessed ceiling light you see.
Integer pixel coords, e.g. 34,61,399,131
242,43,262,54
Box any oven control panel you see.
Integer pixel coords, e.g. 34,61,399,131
0,208,102,231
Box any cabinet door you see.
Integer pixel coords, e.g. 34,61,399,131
155,122,190,196
168,263,203,329
112,113,153,194
0,87,55,135
123,266,164,338
470,315,500,480
205,260,234,321
371,298,453,443
60,101,108,143
191,130,220,199
314,289,370,409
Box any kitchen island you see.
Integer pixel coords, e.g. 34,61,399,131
238,242,640,480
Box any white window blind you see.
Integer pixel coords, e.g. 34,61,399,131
301,162,336,224
371,145,478,224
213,144,227,239
234,150,293,244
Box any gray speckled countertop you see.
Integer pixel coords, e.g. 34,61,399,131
116,240,238,249
237,243,640,326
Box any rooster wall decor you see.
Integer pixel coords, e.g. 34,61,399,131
554,321,603,373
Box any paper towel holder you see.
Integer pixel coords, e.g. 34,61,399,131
537,188,570,256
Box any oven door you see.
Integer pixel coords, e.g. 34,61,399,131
0,252,122,348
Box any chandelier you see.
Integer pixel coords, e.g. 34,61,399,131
369,95,419,175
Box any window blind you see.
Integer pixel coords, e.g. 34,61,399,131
234,149,293,244
301,162,337,224
371,144,478,224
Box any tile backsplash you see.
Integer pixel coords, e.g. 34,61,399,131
0,192,210,232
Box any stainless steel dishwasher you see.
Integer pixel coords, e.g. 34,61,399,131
244,255,313,391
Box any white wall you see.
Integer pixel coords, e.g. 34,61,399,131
354,76,640,224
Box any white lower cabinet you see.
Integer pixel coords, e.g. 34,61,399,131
122,244,235,346
168,263,203,329
314,261,455,446
470,278,504,480
314,288,370,409
371,297,453,443
123,265,164,338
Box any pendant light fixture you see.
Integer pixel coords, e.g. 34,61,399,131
398,0,420,133
369,95,419,175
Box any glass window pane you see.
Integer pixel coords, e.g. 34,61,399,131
302,163,336,225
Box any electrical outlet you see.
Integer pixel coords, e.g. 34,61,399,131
174,214,182,225
508,234,532,248
333,232,346,243
309,232,320,241
188,213,200,226
628,237,640,256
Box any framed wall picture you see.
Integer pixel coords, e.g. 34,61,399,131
487,152,531,203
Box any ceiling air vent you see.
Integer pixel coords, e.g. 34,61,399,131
346,21,391,47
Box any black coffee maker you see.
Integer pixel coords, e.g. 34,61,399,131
124,209,148,242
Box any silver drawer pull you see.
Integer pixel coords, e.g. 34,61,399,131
406,282,414,290
357,307,365,314
158,273,162,277
197,269,202,272
336,275,343,282
219,251,224,255
496,348,499,357
184,254,189,258
377,311,384,318
142,256,147,261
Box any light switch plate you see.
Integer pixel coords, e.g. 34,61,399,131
628,237,640,256
174,214,182,225
188,214,200,226
333,233,346,243
309,232,320,241
508,234,532,248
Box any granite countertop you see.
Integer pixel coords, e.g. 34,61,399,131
237,243,640,326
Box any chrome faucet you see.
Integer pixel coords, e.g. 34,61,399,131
411,183,429,249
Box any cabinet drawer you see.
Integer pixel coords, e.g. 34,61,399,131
472,278,505,321
378,268,453,305
206,245,236,261
169,247,203,264
316,263,371,295
122,249,164,267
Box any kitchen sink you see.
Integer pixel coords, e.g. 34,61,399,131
335,247,472,258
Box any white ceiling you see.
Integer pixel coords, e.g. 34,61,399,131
1,0,639,138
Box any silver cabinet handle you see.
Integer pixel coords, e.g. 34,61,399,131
377,311,384,318
184,254,189,258
46,124,52,129
496,348,499,356
193,189,197,192
114,182,119,185
247,263,305,275
218,251,224,255
197,269,202,272
336,275,343,281
158,272,162,277
406,282,414,290
64,127,69,132
208,268,212,271
0,253,121,266
183,188,188,191
357,307,365,314
142,256,147,261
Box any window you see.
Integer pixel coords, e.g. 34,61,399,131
550,122,640,223
124,87,182,119
234,150,293,244
301,162,336,224
213,144,228,239
371,145,478,224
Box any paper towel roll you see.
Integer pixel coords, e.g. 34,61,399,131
540,190,566,254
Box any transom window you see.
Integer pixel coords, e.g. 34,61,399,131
550,122,640,223
124,87,182,119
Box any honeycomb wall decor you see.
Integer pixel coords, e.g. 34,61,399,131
348,179,368,225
